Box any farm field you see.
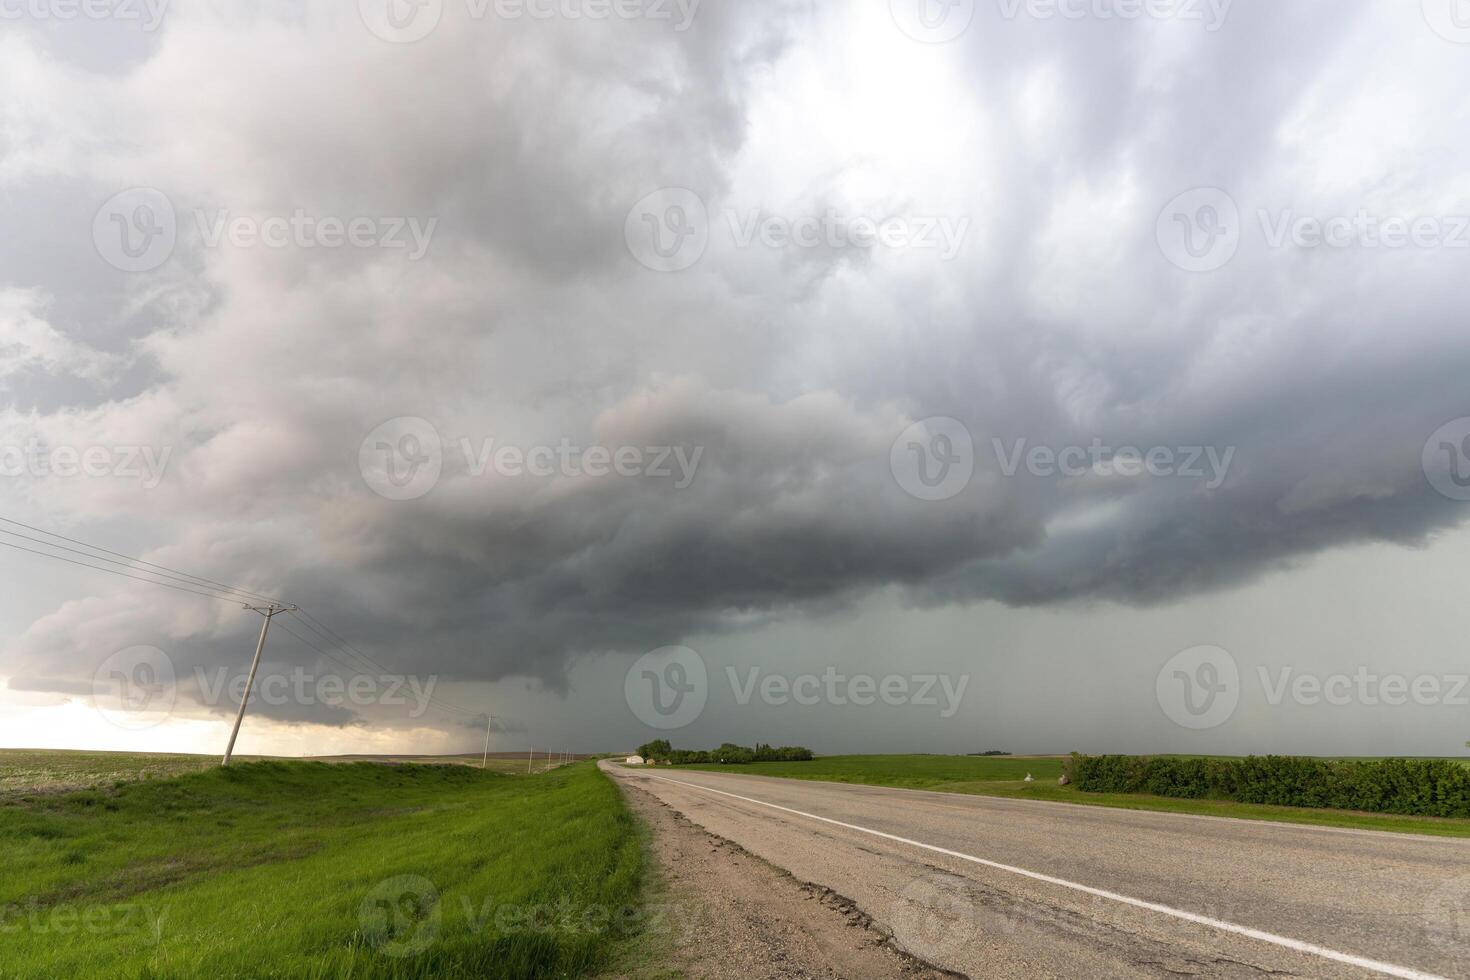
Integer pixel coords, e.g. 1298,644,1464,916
0,749,230,796
0,757,643,979
673,754,1470,838
0,749,590,797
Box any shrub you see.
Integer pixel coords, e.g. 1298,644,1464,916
1068,754,1470,818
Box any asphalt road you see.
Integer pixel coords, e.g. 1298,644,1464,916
603,762,1470,979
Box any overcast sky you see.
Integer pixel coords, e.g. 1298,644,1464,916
2,0,1468,759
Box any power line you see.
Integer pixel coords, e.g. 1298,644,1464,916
0,513,498,747
289,609,399,677
287,608,486,721
0,527,272,604
273,625,485,725
0,515,283,604
0,537,242,602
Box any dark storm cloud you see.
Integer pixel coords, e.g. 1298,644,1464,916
3,0,1469,726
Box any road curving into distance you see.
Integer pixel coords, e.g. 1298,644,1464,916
602,761,1470,979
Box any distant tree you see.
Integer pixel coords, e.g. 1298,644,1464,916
648,741,812,765
637,739,673,762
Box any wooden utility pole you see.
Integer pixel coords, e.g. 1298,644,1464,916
222,603,296,766
481,715,496,769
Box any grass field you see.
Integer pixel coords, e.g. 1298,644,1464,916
674,754,1470,838
0,750,225,796
0,758,644,978
0,749,580,798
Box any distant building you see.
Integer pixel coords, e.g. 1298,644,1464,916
625,755,645,765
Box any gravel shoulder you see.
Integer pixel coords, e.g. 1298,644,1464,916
602,777,953,980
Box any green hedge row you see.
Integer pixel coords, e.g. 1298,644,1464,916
1068,754,1470,818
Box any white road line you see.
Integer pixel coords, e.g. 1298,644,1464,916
635,771,1447,980
728,773,1470,844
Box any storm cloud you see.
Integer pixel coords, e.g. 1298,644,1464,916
2,0,1468,733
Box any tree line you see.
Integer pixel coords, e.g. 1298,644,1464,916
635,740,814,765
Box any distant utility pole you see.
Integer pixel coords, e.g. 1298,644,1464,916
527,745,533,774
481,715,497,770
222,603,297,766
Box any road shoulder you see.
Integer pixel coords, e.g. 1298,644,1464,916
601,777,954,980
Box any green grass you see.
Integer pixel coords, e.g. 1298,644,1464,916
676,753,1062,788
675,754,1470,838
0,760,643,978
